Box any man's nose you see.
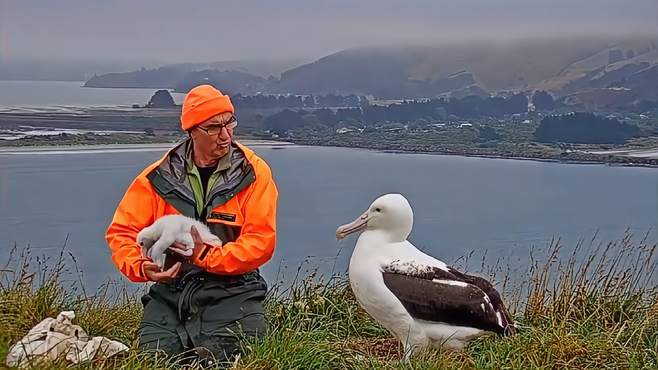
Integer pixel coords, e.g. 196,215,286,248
218,126,230,140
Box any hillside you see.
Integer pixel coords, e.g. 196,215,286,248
270,38,620,98
84,66,189,89
83,58,305,90
538,37,658,95
82,36,658,102
173,69,267,94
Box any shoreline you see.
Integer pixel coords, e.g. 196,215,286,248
1,140,657,168
278,139,658,168
362,147,658,168
1,105,657,167
0,140,294,154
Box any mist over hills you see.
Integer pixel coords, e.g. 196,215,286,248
0,58,306,85
6,36,658,105
270,38,607,97
271,36,658,99
0,59,153,82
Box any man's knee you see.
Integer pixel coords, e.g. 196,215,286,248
194,333,241,365
137,324,185,356
138,287,185,357
194,298,267,363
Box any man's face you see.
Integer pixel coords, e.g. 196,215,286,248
189,114,237,166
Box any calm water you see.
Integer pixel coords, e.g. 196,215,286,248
0,80,185,108
0,145,656,289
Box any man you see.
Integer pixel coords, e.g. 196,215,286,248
106,84,277,364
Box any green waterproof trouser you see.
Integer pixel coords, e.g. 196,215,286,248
137,270,267,364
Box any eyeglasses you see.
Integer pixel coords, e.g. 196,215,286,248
196,116,238,135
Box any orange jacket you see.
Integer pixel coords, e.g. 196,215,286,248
106,142,277,282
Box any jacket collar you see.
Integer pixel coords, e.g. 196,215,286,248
147,139,255,218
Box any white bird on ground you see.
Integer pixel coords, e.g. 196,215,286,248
137,214,221,269
336,193,517,359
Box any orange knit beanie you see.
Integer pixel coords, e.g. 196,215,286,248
180,84,235,131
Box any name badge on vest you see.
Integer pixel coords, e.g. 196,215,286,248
208,212,237,222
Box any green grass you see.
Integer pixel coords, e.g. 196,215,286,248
1,232,657,369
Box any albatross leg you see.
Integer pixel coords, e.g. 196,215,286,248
400,332,429,362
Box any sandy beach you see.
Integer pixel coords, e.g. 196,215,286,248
586,148,658,159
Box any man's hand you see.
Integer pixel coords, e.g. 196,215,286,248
142,261,181,283
171,226,218,258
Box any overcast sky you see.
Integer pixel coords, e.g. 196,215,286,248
1,0,656,64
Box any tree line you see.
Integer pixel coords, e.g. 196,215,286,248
262,93,530,133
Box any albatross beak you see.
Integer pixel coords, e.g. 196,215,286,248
336,212,369,240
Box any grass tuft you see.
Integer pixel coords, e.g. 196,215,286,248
1,232,656,369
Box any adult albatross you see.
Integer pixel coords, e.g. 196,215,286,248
336,193,516,357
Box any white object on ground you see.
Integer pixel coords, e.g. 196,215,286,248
137,214,222,269
5,311,129,368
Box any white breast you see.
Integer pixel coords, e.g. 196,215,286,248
348,234,490,351
348,237,424,345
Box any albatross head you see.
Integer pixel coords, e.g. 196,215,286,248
336,193,413,242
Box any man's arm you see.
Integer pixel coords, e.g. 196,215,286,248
105,175,156,282
192,162,278,275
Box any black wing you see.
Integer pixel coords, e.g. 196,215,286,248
446,268,516,334
382,262,516,335
382,271,506,334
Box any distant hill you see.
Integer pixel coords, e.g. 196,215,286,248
270,38,619,98
196,58,308,78
80,36,658,104
173,69,267,94
271,36,658,102
562,88,639,111
0,59,152,82
619,64,658,100
83,58,305,90
538,37,658,95
146,90,176,108
84,66,189,88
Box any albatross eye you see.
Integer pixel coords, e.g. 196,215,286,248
375,208,382,212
